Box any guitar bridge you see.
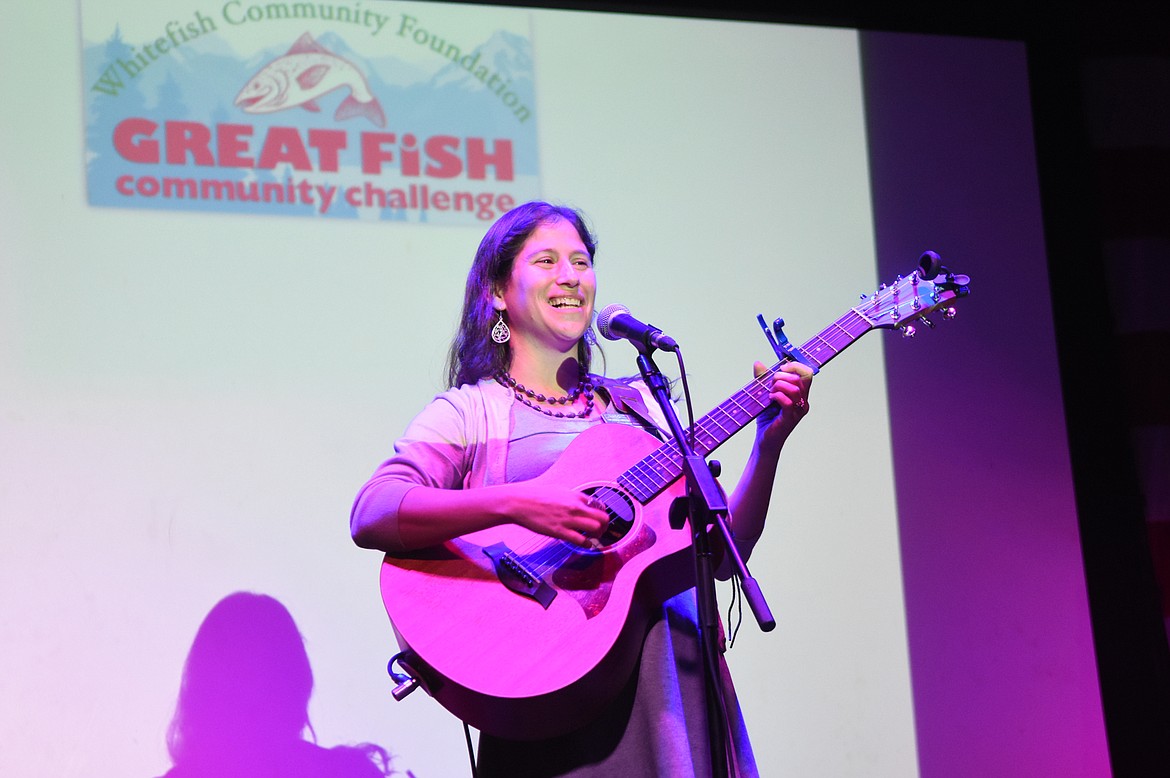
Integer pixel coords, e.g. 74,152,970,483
482,543,557,609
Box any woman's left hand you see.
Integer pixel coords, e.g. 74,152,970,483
753,360,813,455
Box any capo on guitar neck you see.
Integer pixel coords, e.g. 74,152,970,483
756,314,820,374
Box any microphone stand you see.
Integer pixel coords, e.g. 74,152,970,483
634,346,773,778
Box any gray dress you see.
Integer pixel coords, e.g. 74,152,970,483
475,392,758,778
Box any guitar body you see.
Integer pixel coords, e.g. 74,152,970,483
379,423,695,740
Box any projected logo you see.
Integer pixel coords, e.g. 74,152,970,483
81,2,540,225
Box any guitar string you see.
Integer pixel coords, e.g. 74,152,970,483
511,485,629,576
506,319,826,577
490,279,917,584
602,284,904,508
620,300,883,495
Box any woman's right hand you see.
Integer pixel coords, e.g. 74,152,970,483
373,481,611,553
498,482,611,547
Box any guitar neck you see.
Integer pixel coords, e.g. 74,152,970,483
616,306,876,504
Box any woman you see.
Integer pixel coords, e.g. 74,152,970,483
351,201,811,776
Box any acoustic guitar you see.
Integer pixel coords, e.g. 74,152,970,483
379,256,970,739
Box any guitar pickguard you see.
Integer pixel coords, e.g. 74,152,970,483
554,519,657,619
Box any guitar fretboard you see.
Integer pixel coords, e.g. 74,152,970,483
615,307,877,504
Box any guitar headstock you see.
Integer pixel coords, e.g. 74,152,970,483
856,252,971,337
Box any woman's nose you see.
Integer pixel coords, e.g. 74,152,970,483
555,259,580,285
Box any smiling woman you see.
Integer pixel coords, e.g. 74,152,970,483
350,200,813,775
490,219,596,386
444,202,602,393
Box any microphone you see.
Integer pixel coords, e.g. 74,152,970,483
596,304,679,352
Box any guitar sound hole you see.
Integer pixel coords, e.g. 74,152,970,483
584,486,636,548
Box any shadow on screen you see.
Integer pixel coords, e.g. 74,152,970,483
156,591,400,778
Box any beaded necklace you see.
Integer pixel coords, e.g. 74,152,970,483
495,369,595,419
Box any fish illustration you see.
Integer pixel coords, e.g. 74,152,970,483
234,32,386,128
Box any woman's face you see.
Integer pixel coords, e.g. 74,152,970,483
493,218,596,356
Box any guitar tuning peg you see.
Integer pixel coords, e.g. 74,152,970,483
900,324,916,338
859,294,868,300
920,316,936,329
943,307,957,320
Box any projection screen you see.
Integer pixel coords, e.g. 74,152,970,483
0,1,1106,775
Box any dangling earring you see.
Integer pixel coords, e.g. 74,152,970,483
583,327,597,346
491,311,511,344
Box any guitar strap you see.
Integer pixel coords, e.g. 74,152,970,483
593,376,668,441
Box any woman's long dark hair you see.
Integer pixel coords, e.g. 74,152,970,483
445,201,599,388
